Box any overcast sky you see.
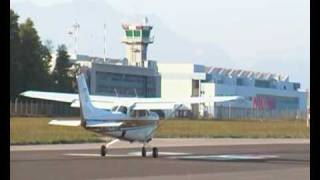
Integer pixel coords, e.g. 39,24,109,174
11,0,310,90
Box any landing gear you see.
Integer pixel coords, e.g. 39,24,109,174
141,145,159,158
100,145,107,157
152,147,158,158
142,147,146,157
100,138,119,157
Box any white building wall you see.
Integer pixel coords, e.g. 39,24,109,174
157,63,206,117
161,79,192,98
157,63,206,98
201,82,307,111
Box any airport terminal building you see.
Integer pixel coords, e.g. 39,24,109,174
61,19,307,118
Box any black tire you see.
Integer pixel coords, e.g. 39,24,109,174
142,147,147,157
101,145,106,157
152,147,158,158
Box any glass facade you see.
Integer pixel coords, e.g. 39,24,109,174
253,94,299,110
254,80,271,88
95,71,157,97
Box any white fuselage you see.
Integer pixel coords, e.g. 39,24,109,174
85,110,160,143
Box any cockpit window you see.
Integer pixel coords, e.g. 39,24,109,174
118,106,127,114
111,106,118,112
130,110,149,118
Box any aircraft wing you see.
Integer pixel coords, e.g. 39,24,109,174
49,119,123,127
20,91,78,103
20,90,243,111
20,91,116,110
49,119,81,126
130,96,243,110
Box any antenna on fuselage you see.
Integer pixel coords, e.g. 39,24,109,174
134,88,138,97
114,88,119,97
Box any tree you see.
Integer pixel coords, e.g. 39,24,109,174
10,13,54,99
52,45,73,92
10,9,21,99
19,18,52,91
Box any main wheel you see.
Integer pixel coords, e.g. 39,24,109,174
142,147,147,157
152,147,158,158
100,145,107,157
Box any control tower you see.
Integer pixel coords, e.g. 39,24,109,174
121,18,153,68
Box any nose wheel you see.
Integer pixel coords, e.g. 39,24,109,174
142,147,146,157
101,145,107,156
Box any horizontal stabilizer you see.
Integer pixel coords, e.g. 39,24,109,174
49,120,81,126
85,121,123,127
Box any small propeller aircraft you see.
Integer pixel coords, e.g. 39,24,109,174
20,74,243,158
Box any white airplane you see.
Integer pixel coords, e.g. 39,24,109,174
20,74,243,158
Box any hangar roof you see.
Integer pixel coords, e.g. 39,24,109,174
205,66,289,82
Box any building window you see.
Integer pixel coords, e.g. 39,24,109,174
142,30,150,38
254,80,271,88
293,83,300,91
134,30,141,37
236,78,244,86
126,30,133,37
217,79,223,84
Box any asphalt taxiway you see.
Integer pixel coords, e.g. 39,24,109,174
10,139,309,180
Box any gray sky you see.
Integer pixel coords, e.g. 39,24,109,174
11,0,310,90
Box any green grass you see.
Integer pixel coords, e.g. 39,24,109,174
10,117,309,145
10,117,102,145
155,119,310,138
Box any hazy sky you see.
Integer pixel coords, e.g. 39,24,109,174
11,0,310,90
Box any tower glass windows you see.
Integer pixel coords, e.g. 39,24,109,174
126,30,133,37
142,30,150,38
134,30,141,37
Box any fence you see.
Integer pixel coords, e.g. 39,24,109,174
210,106,307,120
10,99,308,120
10,99,79,117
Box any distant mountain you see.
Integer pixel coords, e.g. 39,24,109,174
10,0,309,90
11,0,233,67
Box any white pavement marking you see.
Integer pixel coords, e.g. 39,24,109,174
169,154,279,160
64,153,137,157
11,138,310,151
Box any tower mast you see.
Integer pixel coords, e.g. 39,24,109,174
104,23,107,63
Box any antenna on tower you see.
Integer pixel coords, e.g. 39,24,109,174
143,17,148,25
103,23,107,63
72,21,80,59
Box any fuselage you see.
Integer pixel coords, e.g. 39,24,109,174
84,109,160,143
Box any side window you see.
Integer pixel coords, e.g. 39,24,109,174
118,106,127,114
139,110,146,117
122,107,127,114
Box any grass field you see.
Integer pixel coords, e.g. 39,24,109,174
10,117,309,145
10,117,102,145
156,119,309,138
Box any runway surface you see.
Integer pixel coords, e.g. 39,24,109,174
11,139,309,180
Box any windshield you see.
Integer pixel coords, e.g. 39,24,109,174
130,110,148,118
111,106,118,112
118,106,127,114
